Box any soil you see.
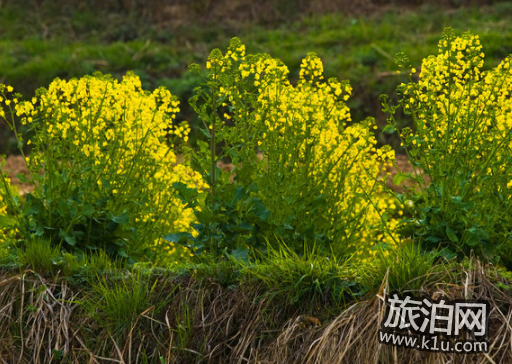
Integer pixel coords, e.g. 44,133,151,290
216,153,421,193
3,155,33,196
2,153,421,197
383,153,429,193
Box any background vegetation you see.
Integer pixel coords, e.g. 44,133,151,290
1,0,512,152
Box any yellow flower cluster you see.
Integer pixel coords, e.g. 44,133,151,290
214,40,400,259
0,172,18,245
0,191,9,244
13,72,205,260
400,30,512,179
392,30,512,260
0,195,6,216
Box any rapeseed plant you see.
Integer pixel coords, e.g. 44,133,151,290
385,28,512,266
188,38,400,261
0,163,19,245
0,72,205,263
0,189,14,244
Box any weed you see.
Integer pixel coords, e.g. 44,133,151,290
359,239,437,293
244,241,359,308
17,237,61,274
176,38,399,261
81,268,171,335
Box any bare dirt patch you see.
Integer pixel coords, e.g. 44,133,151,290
2,155,33,196
2,153,424,197
217,153,424,193
383,153,430,193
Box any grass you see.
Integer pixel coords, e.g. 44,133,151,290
358,239,438,293
1,256,512,363
0,240,17,269
61,250,115,279
17,237,62,274
80,268,173,335
243,243,360,309
0,215,510,362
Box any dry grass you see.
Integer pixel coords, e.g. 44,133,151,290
1,259,512,363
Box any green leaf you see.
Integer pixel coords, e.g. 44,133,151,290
392,172,410,185
64,235,77,246
436,248,457,261
172,182,199,206
82,204,95,217
110,213,129,224
496,282,511,291
450,195,463,204
0,214,16,229
445,226,459,243
117,249,128,258
16,172,29,183
227,222,252,234
52,349,63,360
34,225,44,236
382,124,395,134
466,234,480,247
425,235,441,244
248,198,270,221
163,232,193,244
232,186,247,204
24,195,44,215
231,246,249,261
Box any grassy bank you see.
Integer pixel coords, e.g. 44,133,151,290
1,255,512,363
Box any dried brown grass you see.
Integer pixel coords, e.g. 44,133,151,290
1,259,512,363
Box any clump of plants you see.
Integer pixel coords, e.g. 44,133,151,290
174,38,400,261
0,167,18,245
383,28,512,267
0,73,204,264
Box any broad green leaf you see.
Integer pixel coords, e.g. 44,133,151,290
64,235,76,246
0,214,16,229
445,226,458,243
164,232,193,243
110,213,129,224
16,172,29,183
382,124,395,134
231,246,249,261
392,172,410,185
